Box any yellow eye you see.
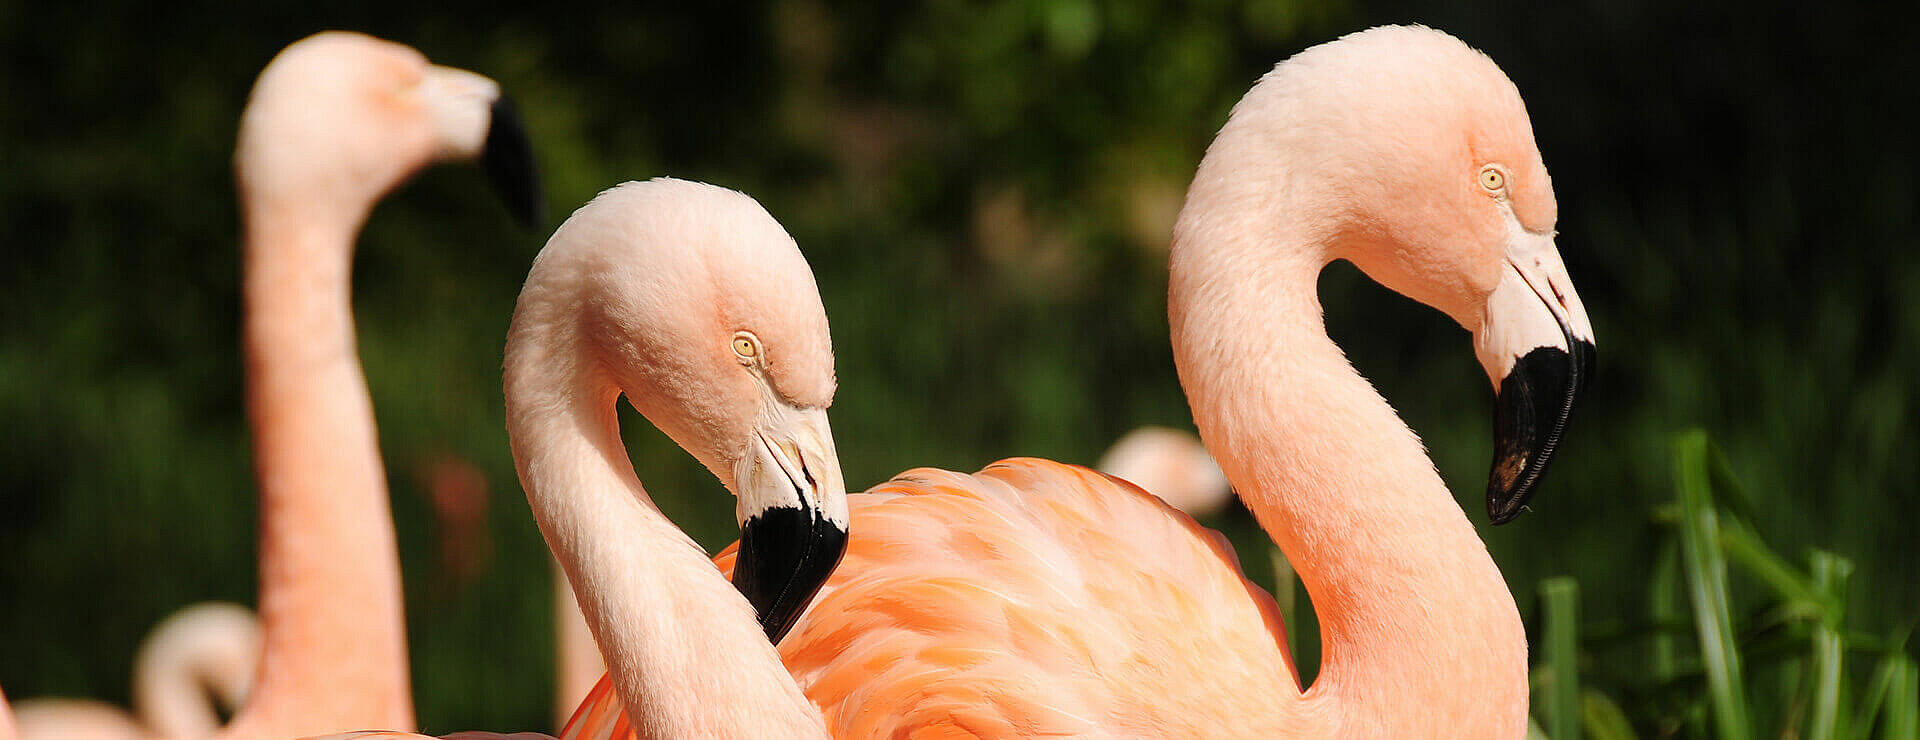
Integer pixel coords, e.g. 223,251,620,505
1479,166,1507,192
732,333,759,360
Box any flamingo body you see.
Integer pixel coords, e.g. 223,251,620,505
311,733,553,740
12,701,144,740
564,458,1295,739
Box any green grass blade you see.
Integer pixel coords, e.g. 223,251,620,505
1541,577,1582,740
1529,715,1553,740
1705,446,1761,524
1717,519,1824,611
1581,688,1639,740
1855,651,1900,739
1855,630,1915,740
1806,551,1852,740
1886,655,1917,740
1650,539,1680,683
1673,430,1752,740
1807,618,1846,739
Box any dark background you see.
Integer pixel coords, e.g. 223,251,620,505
2,0,1914,733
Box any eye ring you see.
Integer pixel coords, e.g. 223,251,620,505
1478,166,1507,193
731,331,760,364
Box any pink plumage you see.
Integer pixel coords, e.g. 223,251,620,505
565,458,1296,739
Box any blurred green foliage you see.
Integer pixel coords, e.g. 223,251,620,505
1,0,1914,734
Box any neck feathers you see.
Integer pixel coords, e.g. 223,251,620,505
504,280,826,737
1170,130,1528,736
226,200,414,737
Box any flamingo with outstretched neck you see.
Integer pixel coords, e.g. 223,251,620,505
0,32,537,740
13,603,260,740
219,31,538,739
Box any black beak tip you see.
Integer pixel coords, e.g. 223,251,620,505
1486,486,1530,525
1484,338,1595,525
481,95,544,230
732,506,849,643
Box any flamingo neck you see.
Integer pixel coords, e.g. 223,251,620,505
504,316,824,738
1170,169,1527,736
225,201,414,737
134,605,260,739
138,653,229,739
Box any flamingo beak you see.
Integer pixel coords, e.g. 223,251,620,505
1474,229,1596,524
732,405,849,642
478,96,543,229
421,65,544,228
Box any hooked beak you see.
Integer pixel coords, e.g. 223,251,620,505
422,65,544,228
731,405,849,642
1473,230,1596,524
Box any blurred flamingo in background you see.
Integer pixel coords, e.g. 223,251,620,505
556,26,1593,737
13,603,260,740
12,701,142,740
217,30,539,739
1096,426,1230,518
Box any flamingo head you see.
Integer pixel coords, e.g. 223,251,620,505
1237,26,1597,522
1097,427,1231,518
235,31,541,228
522,179,848,641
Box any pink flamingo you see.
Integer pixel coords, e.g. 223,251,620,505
13,603,260,740
220,31,539,739
331,24,1594,739
1097,426,1231,517
315,178,853,740
555,25,1592,737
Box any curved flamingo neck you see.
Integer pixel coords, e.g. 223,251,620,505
1170,151,1528,735
222,198,414,737
135,605,260,738
504,308,825,738
139,647,234,739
